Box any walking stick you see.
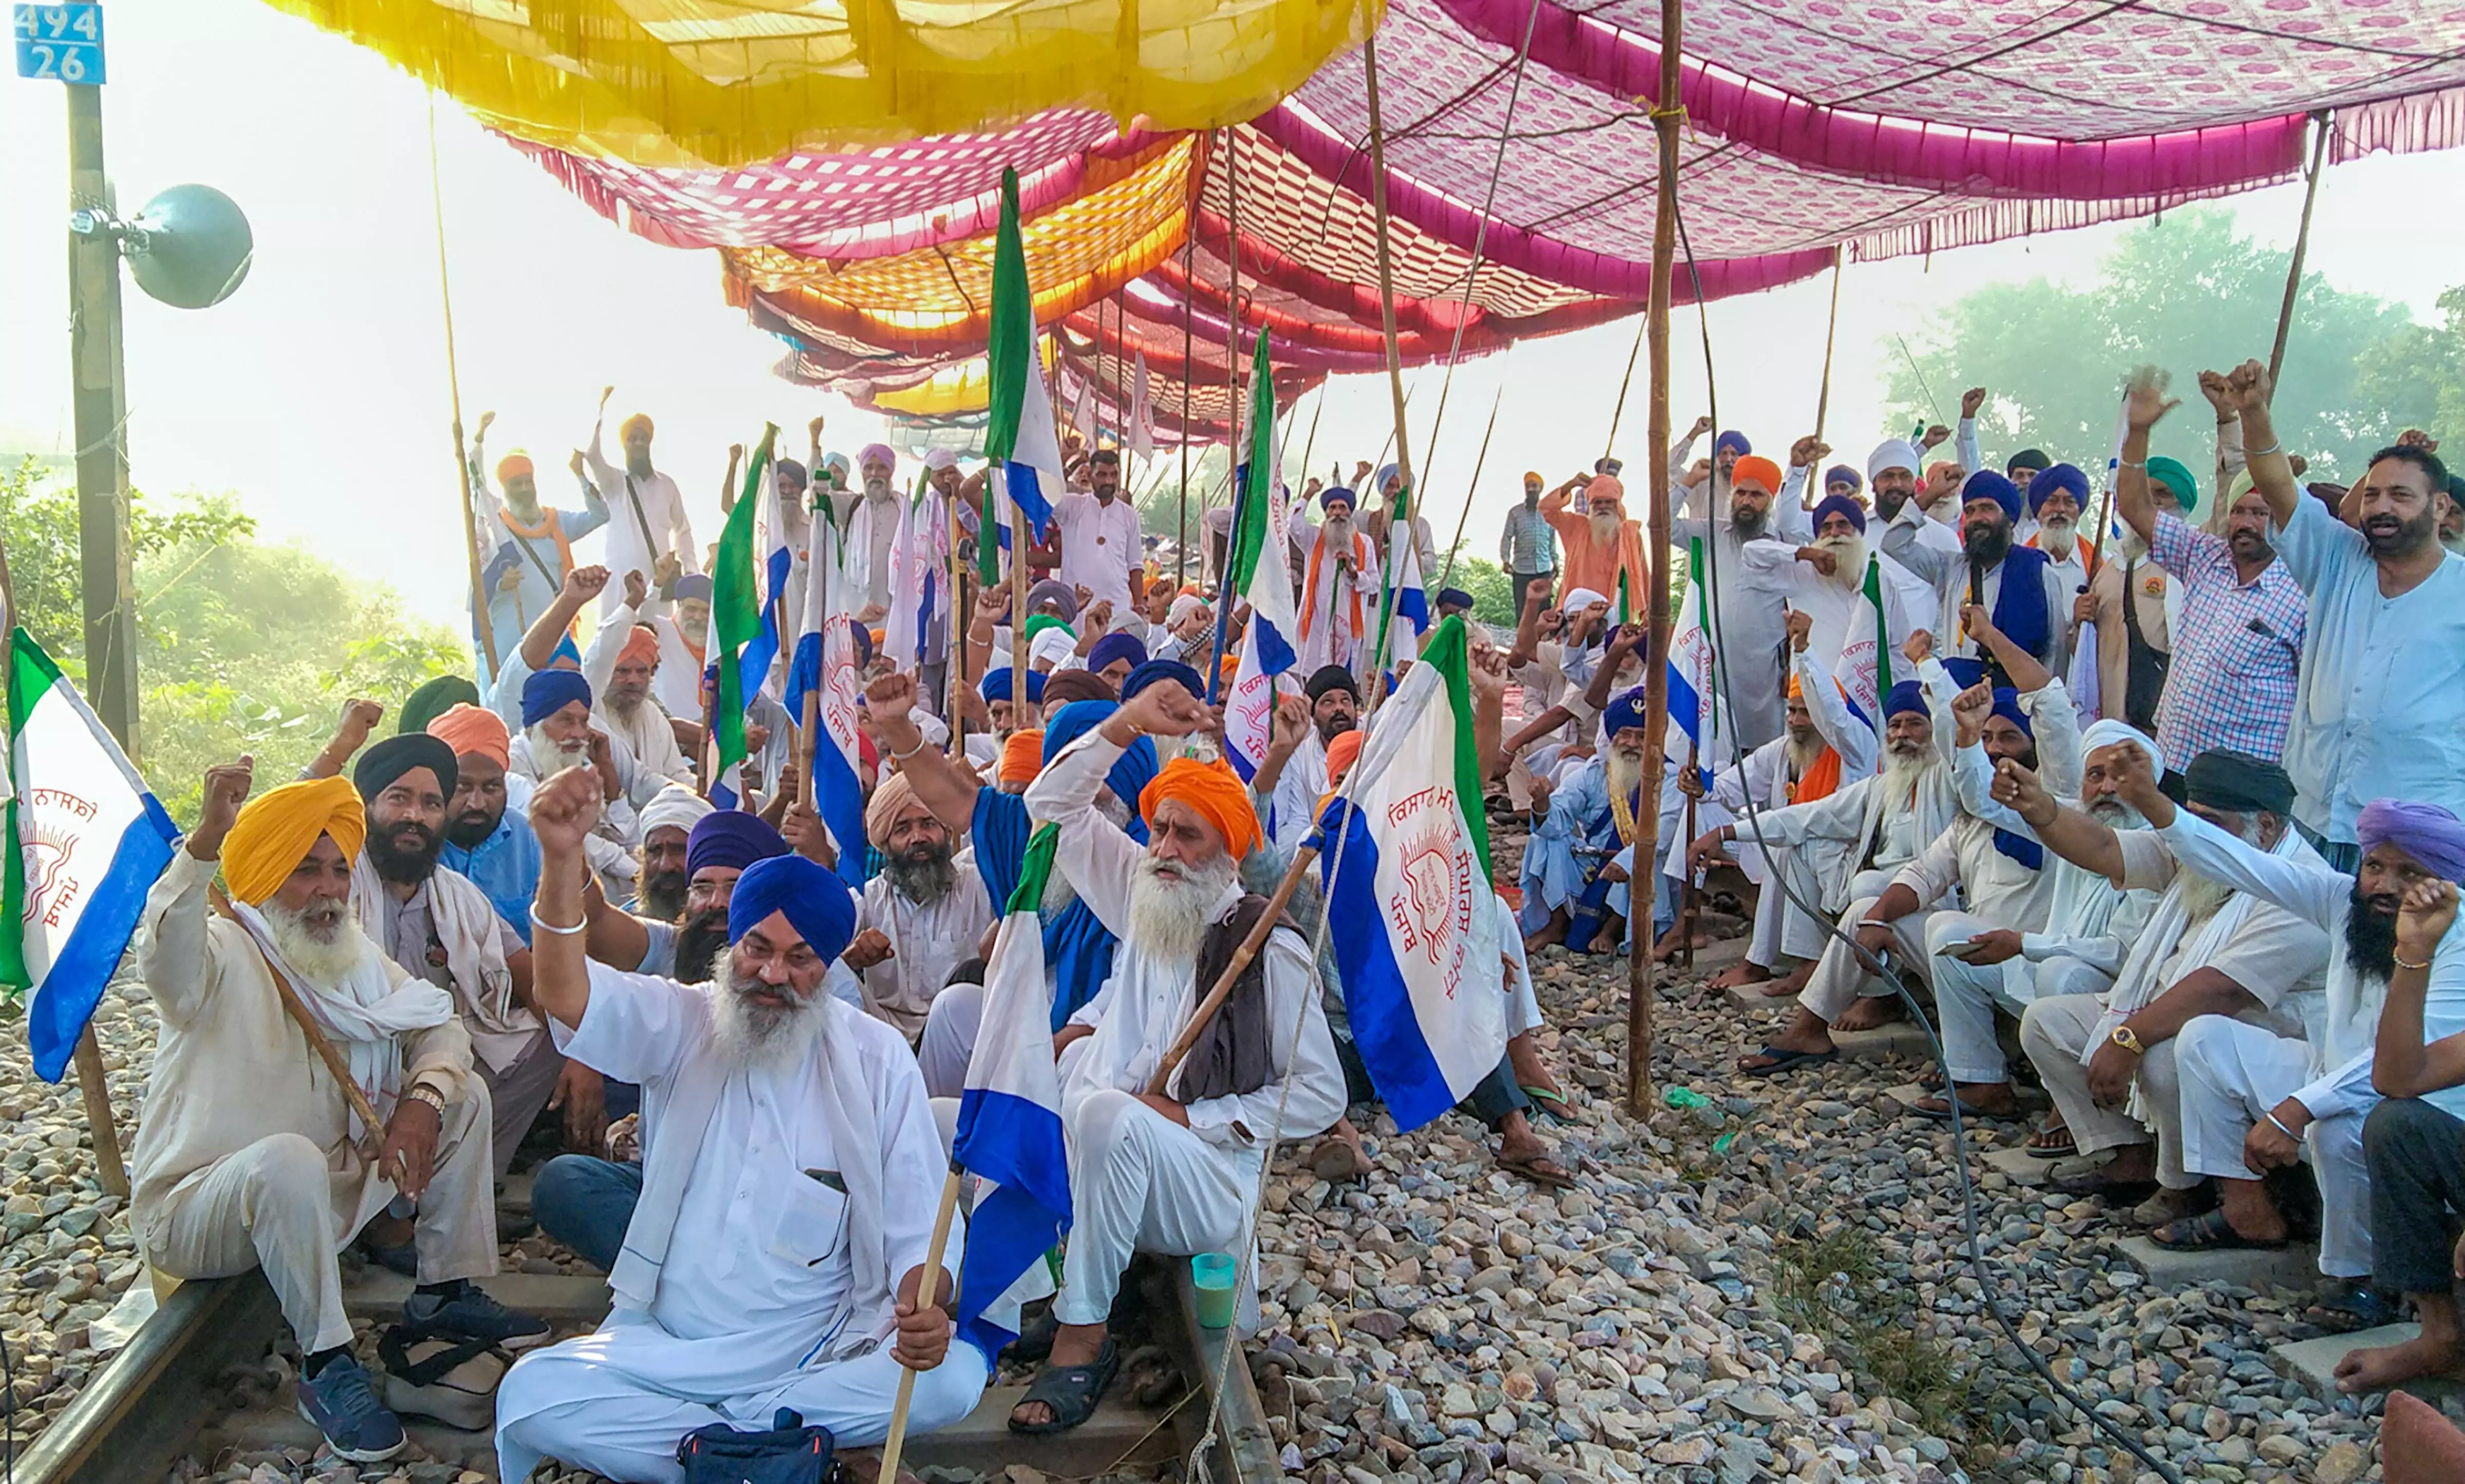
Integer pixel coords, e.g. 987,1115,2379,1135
1676,789,1699,973
876,1163,963,1484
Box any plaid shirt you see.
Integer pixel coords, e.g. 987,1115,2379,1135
2147,513,2305,765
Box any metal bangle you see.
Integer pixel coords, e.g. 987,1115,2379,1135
529,904,586,937
2247,441,2284,459
2395,954,2433,973
2264,1112,2302,1140
890,733,931,762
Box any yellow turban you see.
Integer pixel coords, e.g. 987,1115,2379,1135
619,412,655,442
222,776,365,906
1139,756,1261,860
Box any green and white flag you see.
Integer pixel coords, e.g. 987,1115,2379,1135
0,629,180,1082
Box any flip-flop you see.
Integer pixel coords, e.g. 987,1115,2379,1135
1009,1337,1121,1435
1908,1094,2017,1123
1521,1085,1576,1124
1736,1044,1838,1077
1495,1152,1576,1191
2024,1118,2077,1157
2150,1209,2288,1252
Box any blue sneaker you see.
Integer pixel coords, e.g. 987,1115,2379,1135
401,1280,551,1351
297,1354,407,1462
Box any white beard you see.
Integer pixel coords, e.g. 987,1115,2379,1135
1880,747,1939,803
1603,746,1646,810
1786,731,1827,777
709,962,828,1075
1589,510,1622,547
1816,534,1867,590
2083,799,2147,832
262,899,377,989
1321,515,1356,553
1128,852,1239,968
2114,523,2151,562
525,722,592,774
2037,516,2077,555
2178,869,2235,925
608,689,645,723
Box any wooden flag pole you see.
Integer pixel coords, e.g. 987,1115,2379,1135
876,1162,964,1484
428,96,500,679
1813,244,1846,446
1627,0,1685,1115
2269,112,2332,386
1147,845,1320,1097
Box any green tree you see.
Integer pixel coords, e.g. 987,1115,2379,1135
0,457,468,824
2352,284,2465,446
1884,209,2436,484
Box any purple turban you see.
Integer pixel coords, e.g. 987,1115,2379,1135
1962,470,2024,524
1714,430,1751,458
1811,493,1867,535
858,442,896,473
686,810,789,879
727,853,858,960
1823,464,1863,496
2027,462,2090,516
2358,800,2465,883
1604,687,1650,739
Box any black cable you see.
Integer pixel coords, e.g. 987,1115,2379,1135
1664,194,2185,1484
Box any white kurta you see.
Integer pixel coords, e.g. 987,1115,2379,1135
1294,525,1381,674
497,972,983,1484
584,601,698,788
584,440,699,616
855,865,995,1041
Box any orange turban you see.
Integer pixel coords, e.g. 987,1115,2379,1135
222,776,364,906
1218,653,1240,684
1000,730,1045,788
618,625,661,670
1585,473,1625,506
496,451,534,484
1730,455,1784,494
427,702,510,769
1787,672,1803,701
1139,756,1261,860
1324,729,1364,789
619,412,655,442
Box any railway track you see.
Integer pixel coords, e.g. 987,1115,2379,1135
15,1177,1277,1484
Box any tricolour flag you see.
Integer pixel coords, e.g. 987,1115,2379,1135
1316,617,1506,1131
785,497,870,888
711,425,779,781
1827,556,1892,728
984,168,1059,546
0,630,181,1082
736,443,798,709
951,825,1073,1357
1224,332,1298,783
1668,536,1728,784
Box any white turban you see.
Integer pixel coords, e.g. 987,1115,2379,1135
1167,593,1206,627
1559,586,1610,614
922,447,959,472
639,783,713,842
2078,718,2164,778
1868,440,1926,482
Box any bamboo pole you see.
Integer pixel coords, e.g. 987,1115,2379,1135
428,94,499,678
2268,112,2331,386
875,1165,963,1484
1358,38,1419,714
1628,0,1685,1115
944,480,965,757
1814,243,1846,445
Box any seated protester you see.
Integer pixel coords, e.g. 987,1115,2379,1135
514,667,646,849
1251,664,1360,860
1521,675,1654,955
1496,582,1582,786
1083,629,1147,690
427,704,546,942
1011,680,1343,1432
497,777,984,1482
845,769,994,1044
1686,617,1877,995
1159,591,1216,670
1993,749,2329,1218
138,767,544,1463
632,784,713,922
585,568,698,790
1911,720,2167,1121
2150,790,2461,1287
1737,610,2081,1076
1685,656,1957,1000
2338,853,2465,1393
349,735,606,1187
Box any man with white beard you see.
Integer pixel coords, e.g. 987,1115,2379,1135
1522,686,1655,954
2022,463,2099,600
496,768,984,1483
1293,486,1381,676
1011,682,1343,1432
843,766,994,1044
1999,749,2329,1217
513,668,647,850
832,442,906,621
1737,616,2082,1077
584,569,697,788
1737,494,1916,696
137,766,543,1463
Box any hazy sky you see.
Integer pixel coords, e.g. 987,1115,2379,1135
6,0,2464,632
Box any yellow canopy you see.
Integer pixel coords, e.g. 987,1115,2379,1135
258,0,1382,167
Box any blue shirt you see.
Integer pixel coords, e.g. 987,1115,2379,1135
2272,493,2465,844
439,804,546,945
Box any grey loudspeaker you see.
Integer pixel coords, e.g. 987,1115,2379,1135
120,184,253,310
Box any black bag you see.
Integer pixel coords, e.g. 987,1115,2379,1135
676,1408,837,1484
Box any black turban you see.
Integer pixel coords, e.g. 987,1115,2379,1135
1305,664,1359,704
2184,749,2295,817
354,732,459,804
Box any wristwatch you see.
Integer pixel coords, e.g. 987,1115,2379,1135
406,1085,448,1116
2108,1024,2145,1056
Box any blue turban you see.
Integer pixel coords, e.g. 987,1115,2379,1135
1823,464,1863,495
521,669,592,728
673,573,714,604
1884,680,1928,722
850,622,874,667
1437,587,1475,611
551,634,583,667
1044,699,1160,823
687,810,789,879
2027,462,2090,516
1087,631,1148,674
726,853,858,961
774,457,807,488
1122,658,1203,702
979,668,1046,705
1810,493,1867,535
1604,687,1650,738
1320,486,1356,512
1988,688,2033,738
1714,430,1751,458
1962,470,2023,523
1984,690,2042,869
1376,463,1401,493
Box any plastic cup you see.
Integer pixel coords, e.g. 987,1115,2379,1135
1191,1253,1238,1328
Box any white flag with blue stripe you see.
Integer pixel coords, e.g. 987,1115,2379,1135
785,501,870,888
1669,536,1728,783
1223,332,1297,784
951,825,1072,1356
1316,617,1505,1131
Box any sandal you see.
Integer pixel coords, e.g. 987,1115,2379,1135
1495,1152,1576,1191
1736,1044,1838,1077
2150,1209,2288,1252
1909,1094,2016,1123
1000,1309,1059,1366
2051,1170,2160,1205
1009,1337,1121,1435
2025,1119,2077,1159
1521,1085,1576,1124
